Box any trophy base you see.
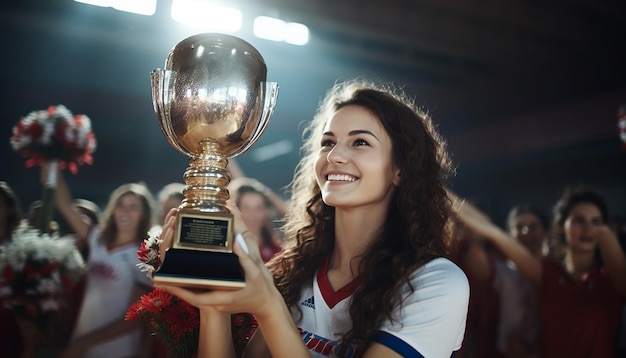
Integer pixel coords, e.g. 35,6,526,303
153,248,245,290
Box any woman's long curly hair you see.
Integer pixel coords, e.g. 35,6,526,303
267,79,454,348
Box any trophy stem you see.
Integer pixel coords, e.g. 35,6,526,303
181,138,231,212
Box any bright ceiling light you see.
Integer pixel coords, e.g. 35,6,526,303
171,0,242,32
284,22,309,45
74,0,110,7
113,0,156,15
253,16,285,42
74,0,156,15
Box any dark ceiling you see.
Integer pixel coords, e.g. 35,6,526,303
2,0,626,224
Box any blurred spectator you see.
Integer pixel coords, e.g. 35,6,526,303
493,205,547,358
456,186,626,358
229,177,286,263
150,182,184,235
0,181,24,358
448,206,499,358
25,200,59,234
41,163,155,358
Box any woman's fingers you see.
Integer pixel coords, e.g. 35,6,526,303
234,233,276,287
157,285,213,306
164,207,178,223
226,201,249,235
159,210,177,259
157,283,247,313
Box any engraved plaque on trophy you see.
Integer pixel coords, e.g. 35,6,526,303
150,33,278,289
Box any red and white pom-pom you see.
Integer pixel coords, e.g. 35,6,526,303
10,105,97,173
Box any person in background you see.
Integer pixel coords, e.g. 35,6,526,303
447,203,499,358
73,199,102,228
456,186,626,358
150,182,185,235
158,79,470,357
0,181,25,358
25,200,60,234
62,199,102,349
495,205,547,358
227,159,289,220
228,177,285,263
41,163,155,358
0,181,22,243
610,215,626,357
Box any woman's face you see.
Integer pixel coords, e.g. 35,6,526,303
114,193,145,232
237,192,269,231
314,105,400,210
509,212,546,257
563,202,603,253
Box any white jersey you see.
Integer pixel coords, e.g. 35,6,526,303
72,227,152,358
295,257,469,358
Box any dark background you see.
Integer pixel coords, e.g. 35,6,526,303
1,0,625,226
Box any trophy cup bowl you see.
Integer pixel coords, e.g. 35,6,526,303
150,33,278,289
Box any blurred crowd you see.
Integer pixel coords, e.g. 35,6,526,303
1,157,625,358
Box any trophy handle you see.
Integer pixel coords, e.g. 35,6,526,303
228,82,279,159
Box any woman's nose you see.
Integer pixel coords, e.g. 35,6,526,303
327,144,348,164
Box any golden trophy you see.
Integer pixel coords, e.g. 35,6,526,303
150,33,278,289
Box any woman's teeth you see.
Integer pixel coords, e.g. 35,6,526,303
327,174,356,182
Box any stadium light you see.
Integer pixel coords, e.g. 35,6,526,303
253,16,309,45
253,16,285,42
171,0,242,32
284,22,309,45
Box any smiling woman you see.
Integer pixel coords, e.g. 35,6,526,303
39,163,156,358
315,105,400,211
156,78,470,358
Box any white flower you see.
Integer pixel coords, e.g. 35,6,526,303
0,222,86,314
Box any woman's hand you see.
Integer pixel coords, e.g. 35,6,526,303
158,208,178,261
595,224,626,296
156,234,280,319
157,204,311,358
156,204,280,320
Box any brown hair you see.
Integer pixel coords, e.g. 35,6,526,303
0,181,22,238
268,79,454,347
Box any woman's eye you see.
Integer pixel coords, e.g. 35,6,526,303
353,138,369,146
320,139,335,147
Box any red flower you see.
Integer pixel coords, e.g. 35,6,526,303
136,242,153,263
126,289,258,358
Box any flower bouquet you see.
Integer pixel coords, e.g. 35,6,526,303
2,104,93,346
0,222,85,325
129,234,258,358
10,104,97,233
10,104,96,173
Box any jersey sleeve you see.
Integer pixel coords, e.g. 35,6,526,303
373,258,470,358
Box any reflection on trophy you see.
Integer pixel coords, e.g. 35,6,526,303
150,33,278,289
